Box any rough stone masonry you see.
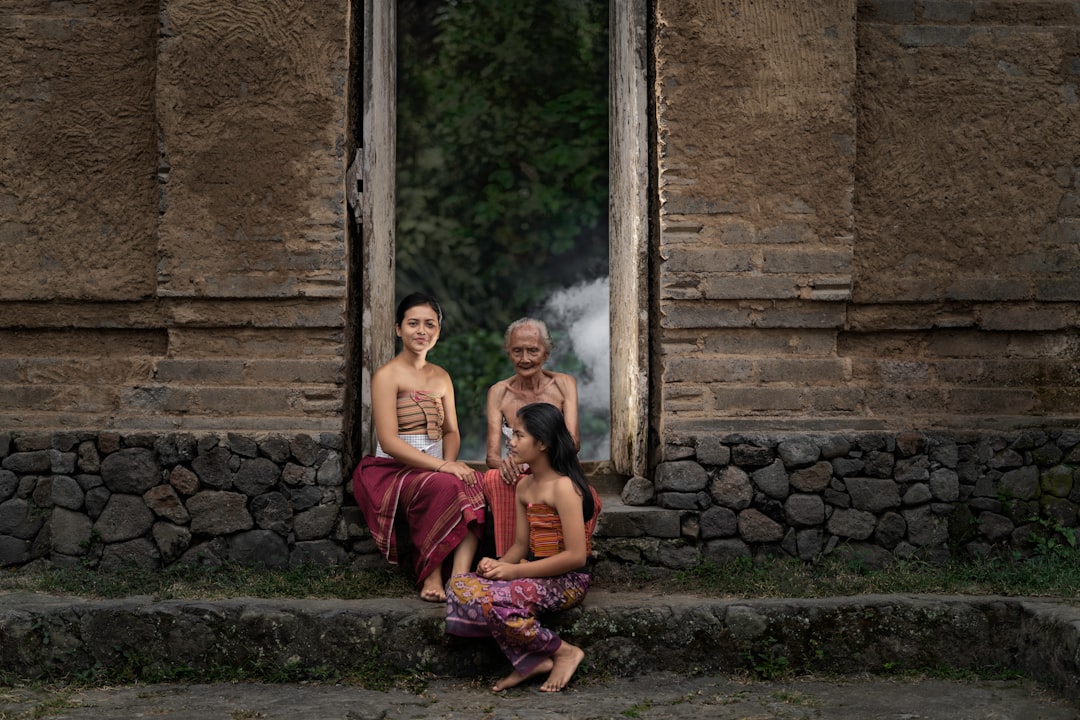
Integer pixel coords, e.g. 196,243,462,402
2,427,1077,573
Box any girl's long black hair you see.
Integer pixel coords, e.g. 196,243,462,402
517,402,595,521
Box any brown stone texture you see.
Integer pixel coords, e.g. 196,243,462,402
155,0,349,299
854,12,1080,303
0,0,350,433
656,0,1080,439
0,0,159,300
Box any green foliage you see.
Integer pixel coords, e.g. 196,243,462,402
742,639,790,680
1027,517,1078,560
9,545,1080,603
396,0,609,449
428,327,508,456
1,563,415,601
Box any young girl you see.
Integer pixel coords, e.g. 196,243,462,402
445,402,601,693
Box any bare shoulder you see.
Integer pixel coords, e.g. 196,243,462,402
552,371,578,392
426,363,454,393
371,360,402,387
487,377,512,400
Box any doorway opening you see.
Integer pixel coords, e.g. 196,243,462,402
352,0,649,478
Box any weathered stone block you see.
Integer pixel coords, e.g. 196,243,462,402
790,461,832,492
94,494,154,544
227,529,288,569
737,509,783,543
187,491,253,535
710,465,753,510
846,477,901,513
827,508,876,540
143,485,190,525
785,494,825,527
752,460,789,499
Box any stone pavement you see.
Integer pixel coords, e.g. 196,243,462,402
1,671,1077,719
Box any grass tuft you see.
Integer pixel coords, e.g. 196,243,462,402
3,545,1079,602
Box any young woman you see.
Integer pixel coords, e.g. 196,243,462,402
446,402,600,693
352,292,485,602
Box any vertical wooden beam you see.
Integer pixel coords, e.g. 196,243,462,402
360,0,396,455
609,0,650,478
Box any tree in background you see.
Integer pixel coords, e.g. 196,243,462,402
396,0,609,458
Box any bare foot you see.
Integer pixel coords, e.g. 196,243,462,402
540,642,584,692
419,574,446,602
419,587,445,602
492,658,552,692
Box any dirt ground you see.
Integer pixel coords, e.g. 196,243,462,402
2,670,1076,720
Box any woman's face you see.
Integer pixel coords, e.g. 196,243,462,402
508,418,543,465
396,303,441,353
506,325,549,379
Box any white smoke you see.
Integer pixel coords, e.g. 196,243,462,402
543,277,610,412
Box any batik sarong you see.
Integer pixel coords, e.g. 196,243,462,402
445,570,590,675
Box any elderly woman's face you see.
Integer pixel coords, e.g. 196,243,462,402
506,326,548,378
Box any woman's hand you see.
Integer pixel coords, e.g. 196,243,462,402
498,455,524,485
437,460,478,486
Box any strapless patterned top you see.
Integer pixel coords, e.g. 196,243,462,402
373,390,445,459
396,390,443,439
528,503,593,559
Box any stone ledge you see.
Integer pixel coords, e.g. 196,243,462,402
594,493,682,539
0,592,1077,705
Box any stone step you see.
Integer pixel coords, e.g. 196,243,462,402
593,492,681,540
1,591,1077,707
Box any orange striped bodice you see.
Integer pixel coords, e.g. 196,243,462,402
527,502,593,559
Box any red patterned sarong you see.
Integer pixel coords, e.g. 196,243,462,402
353,456,486,585
481,469,519,557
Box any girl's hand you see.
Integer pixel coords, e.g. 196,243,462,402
477,557,518,581
438,460,478,486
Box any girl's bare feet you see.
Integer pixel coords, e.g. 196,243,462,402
540,642,584,692
492,658,553,692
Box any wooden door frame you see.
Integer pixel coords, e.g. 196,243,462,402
357,0,651,478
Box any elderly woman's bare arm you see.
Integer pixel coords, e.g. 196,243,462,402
555,373,580,452
485,382,509,469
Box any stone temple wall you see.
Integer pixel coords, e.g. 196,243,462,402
2,428,1077,572
654,0,1080,448
0,0,353,437
2,2,1079,573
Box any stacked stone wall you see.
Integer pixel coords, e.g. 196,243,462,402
597,428,1079,575
0,430,374,570
3,428,1077,573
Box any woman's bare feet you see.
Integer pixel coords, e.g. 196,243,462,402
540,642,584,692
419,571,446,602
492,658,553,692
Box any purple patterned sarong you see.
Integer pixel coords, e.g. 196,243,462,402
445,571,590,675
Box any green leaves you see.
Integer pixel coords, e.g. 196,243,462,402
396,0,609,332
396,0,610,457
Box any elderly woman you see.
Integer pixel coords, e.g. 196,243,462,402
482,318,579,557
